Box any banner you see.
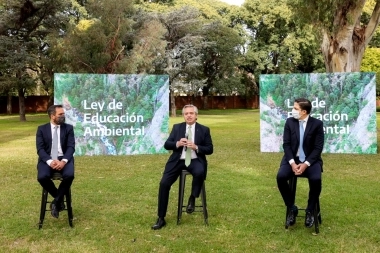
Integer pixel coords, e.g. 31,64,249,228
54,74,169,156
259,72,377,154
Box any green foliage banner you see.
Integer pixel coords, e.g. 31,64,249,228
259,72,377,154
54,74,169,156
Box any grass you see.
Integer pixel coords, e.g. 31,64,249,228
0,110,380,252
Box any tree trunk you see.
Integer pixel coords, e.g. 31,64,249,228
49,94,54,107
321,29,366,72
7,93,12,114
203,96,208,110
321,1,380,73
170,89,176,117
18,88,26,121
202,86,209,109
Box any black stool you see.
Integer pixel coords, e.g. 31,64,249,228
177,170,208,225
38,172,73,229
285,176,321,233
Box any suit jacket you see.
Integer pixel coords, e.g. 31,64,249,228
164,122,213,178
36,123,75,166
281,116,324,167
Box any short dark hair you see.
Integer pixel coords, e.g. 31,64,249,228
294,98,312,114
47,105,63,117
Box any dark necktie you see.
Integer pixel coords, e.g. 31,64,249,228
299,120,305,162
52,126,58,160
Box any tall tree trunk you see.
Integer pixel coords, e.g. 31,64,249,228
7,93,12,114
203,96,208,110
202,86,209,110
170,88,176,117
321,29,366,72
18,88,26,121
49,94,54,107
321,1,380,73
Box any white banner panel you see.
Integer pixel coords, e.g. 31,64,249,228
54,74,169,156
259,72,377,154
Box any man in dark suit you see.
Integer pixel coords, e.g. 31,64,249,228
276,98,324,228
152,104,213,230
36,104,75,219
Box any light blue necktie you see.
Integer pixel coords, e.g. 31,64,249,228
299,120,305,162
185,125,192,167
51,126,58,160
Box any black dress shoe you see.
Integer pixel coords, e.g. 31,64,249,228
186,196,195,214
50,202,59,218
151,218,166,230
305,211,314,228
286,206,298,226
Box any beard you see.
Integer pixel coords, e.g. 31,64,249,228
55,116,66,125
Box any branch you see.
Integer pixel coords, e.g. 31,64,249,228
364,1,380,45
76,59,95,73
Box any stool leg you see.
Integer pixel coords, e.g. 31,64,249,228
177,172,186,225
200,182,208,225
66,189,74,227
38,188,48,229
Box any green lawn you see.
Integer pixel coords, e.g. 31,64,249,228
0,110,379,253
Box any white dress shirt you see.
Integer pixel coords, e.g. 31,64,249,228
180,123,198,160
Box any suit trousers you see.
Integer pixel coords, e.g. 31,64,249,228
37,157,75,204
157,158,204,218
276,159,321,211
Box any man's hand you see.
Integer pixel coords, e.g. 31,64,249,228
186,140,197,150
291,163,299,174
50,160,66,170
177,138,188,148
294,163,308,175
177,138,197,150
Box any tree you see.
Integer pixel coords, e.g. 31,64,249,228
239,0,324,91
287,0,380,72
0,0,71,120
361,47,380,93
124,11,167,74
154,7,209,116
36,0,90,105
59,0,135,74
201,21,245,108
138,0,250,111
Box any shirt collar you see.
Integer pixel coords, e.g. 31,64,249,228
50,123,59,129
187,123,196,129
300,115,309,123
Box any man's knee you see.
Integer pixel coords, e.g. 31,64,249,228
159,178,173,190
37,176,50,183
276,169,289,181
191,170,205,178
308,176,321,184
63,174,75,182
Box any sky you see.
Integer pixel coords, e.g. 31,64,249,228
219,0,245,6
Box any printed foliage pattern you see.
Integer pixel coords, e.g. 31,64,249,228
54,74,170,156
259,72,377,154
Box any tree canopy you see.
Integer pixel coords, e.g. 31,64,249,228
1,0,380,120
